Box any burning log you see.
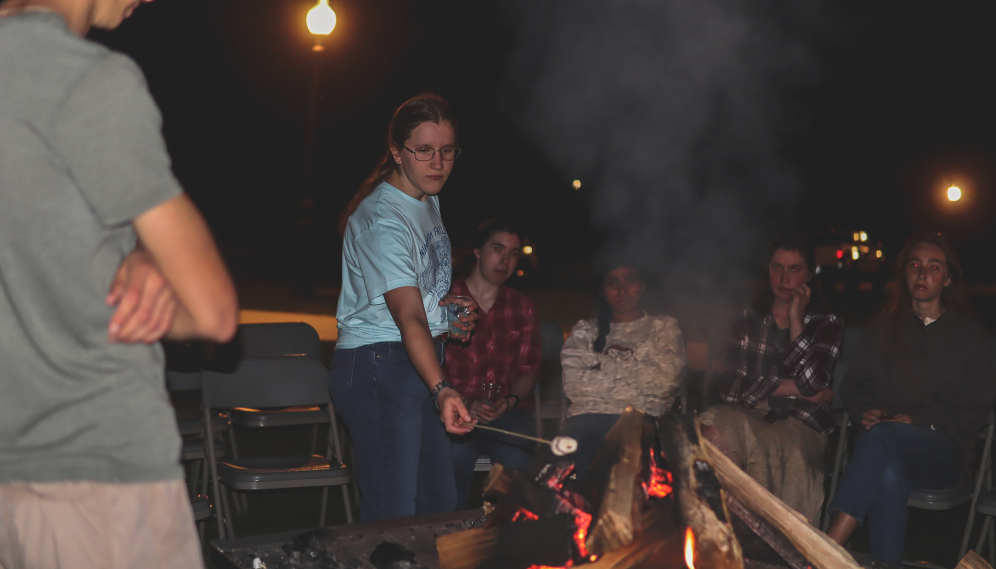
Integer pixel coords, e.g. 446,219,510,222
584,501,685,569
659,414,743,569
579,406,655,556
699,436,861,569
726,495,809,569
437,515,576,569
955,551,992,569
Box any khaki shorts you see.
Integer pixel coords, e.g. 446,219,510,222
0,479,203,569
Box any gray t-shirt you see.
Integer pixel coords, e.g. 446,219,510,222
0,12,184,483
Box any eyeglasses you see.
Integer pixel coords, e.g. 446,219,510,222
402,145,461,162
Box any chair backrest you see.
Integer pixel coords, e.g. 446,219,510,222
200,356,331,410
166,370,202,392
540,321,564,361
238,322,323,360
831,327,864,410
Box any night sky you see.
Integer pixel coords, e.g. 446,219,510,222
89,0,996,285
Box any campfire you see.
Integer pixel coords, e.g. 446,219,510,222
437,406,862,569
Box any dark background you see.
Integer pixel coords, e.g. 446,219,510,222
90,0,996,287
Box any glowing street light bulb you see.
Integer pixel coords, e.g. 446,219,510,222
307,0,336,35
522,246,533,255
851,246,860,260
572,179,581,190
860,231,868,242
948,186,962,202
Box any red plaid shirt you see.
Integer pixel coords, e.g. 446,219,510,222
717,309,844,434
443,276,541,411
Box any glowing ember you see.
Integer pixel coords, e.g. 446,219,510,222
684,527,695,569
573,510,592,558
512,508,540,522
644,448,674,498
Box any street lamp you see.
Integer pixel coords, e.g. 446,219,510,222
947,186,962,202
294,0,337,297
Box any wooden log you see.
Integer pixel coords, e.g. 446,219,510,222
726,494,809,569
582,406,650,556
660,414,744,569
699,435,861,569
585,501,685,569
437,515,575,569
955,551,993,569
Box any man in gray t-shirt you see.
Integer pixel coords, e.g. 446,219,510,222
0,0,238,567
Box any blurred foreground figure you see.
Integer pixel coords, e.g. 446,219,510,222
826,232,995,566
560,256,687,478
445,219,541,508
0,0,238,566
701,233,843,525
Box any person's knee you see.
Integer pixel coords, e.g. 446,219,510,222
878,457,910,497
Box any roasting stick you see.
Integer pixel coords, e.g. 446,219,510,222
459,422,579,456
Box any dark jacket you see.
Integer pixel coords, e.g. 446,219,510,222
841,309,995,469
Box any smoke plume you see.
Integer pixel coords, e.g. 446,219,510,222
500,0,828,339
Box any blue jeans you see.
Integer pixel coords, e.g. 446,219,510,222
449,408,537,509
329,340,457,522
828,422,960,567
560,413,624,479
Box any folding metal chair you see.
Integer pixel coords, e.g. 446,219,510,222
202,356,353,539
822,327,864,530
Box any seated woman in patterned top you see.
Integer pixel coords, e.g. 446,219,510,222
700,232,843,525
560,256,687,477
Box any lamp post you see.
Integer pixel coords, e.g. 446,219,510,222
294,0,336,297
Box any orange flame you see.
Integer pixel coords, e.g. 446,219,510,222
684,527,695,569
644,448,674,498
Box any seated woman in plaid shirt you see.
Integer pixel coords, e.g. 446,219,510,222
445,219,542,509
700,233,843,525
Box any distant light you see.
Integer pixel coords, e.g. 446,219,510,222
572,179,581,190
860,245,869,253
948,186,962,202
852,232,860,242
837,262,843,269
522,246,533,255
307,0,336,35
516,269,524,277
876,250,883,258
860,231,868,242
836,250,843,259
851,246,860,260
815,265,822,275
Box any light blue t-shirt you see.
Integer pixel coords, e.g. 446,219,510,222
335,182,452,348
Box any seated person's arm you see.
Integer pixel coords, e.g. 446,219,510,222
770,317,844,404
839,334,888,428
561,320,601,403
133,193,238,342
384,286,473,434
717,313,782,405
477,307,542,422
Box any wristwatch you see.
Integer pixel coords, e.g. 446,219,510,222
431,381,455,412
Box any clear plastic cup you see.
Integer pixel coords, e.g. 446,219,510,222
445,296,473,338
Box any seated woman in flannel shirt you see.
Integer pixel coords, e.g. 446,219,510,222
701,233,843,526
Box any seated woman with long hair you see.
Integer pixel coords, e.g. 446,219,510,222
826,232,995,566
701,233,843,525
560,256,687,477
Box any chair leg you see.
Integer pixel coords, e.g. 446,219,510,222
220,487,236,538
341,484,354,524
976,517,992,559
350,444,360,507
189,460,202,497
198,520,206,543
319,487,329,527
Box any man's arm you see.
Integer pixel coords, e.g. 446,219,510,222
132,193,238,342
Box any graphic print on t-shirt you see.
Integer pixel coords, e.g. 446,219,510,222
418,228,452,306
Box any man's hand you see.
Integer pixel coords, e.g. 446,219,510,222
439,294,479,341
438,388,475,434
106,248,177,344
469,398,508,424
787,283,811,340
862,408,887,429
802,387,834,405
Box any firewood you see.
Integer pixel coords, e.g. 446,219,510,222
699,436,861,569
726,494,809,569
585,501,685,569
582,406,649,556
955,551,993,569
660,414,744,569
437,515,575,569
